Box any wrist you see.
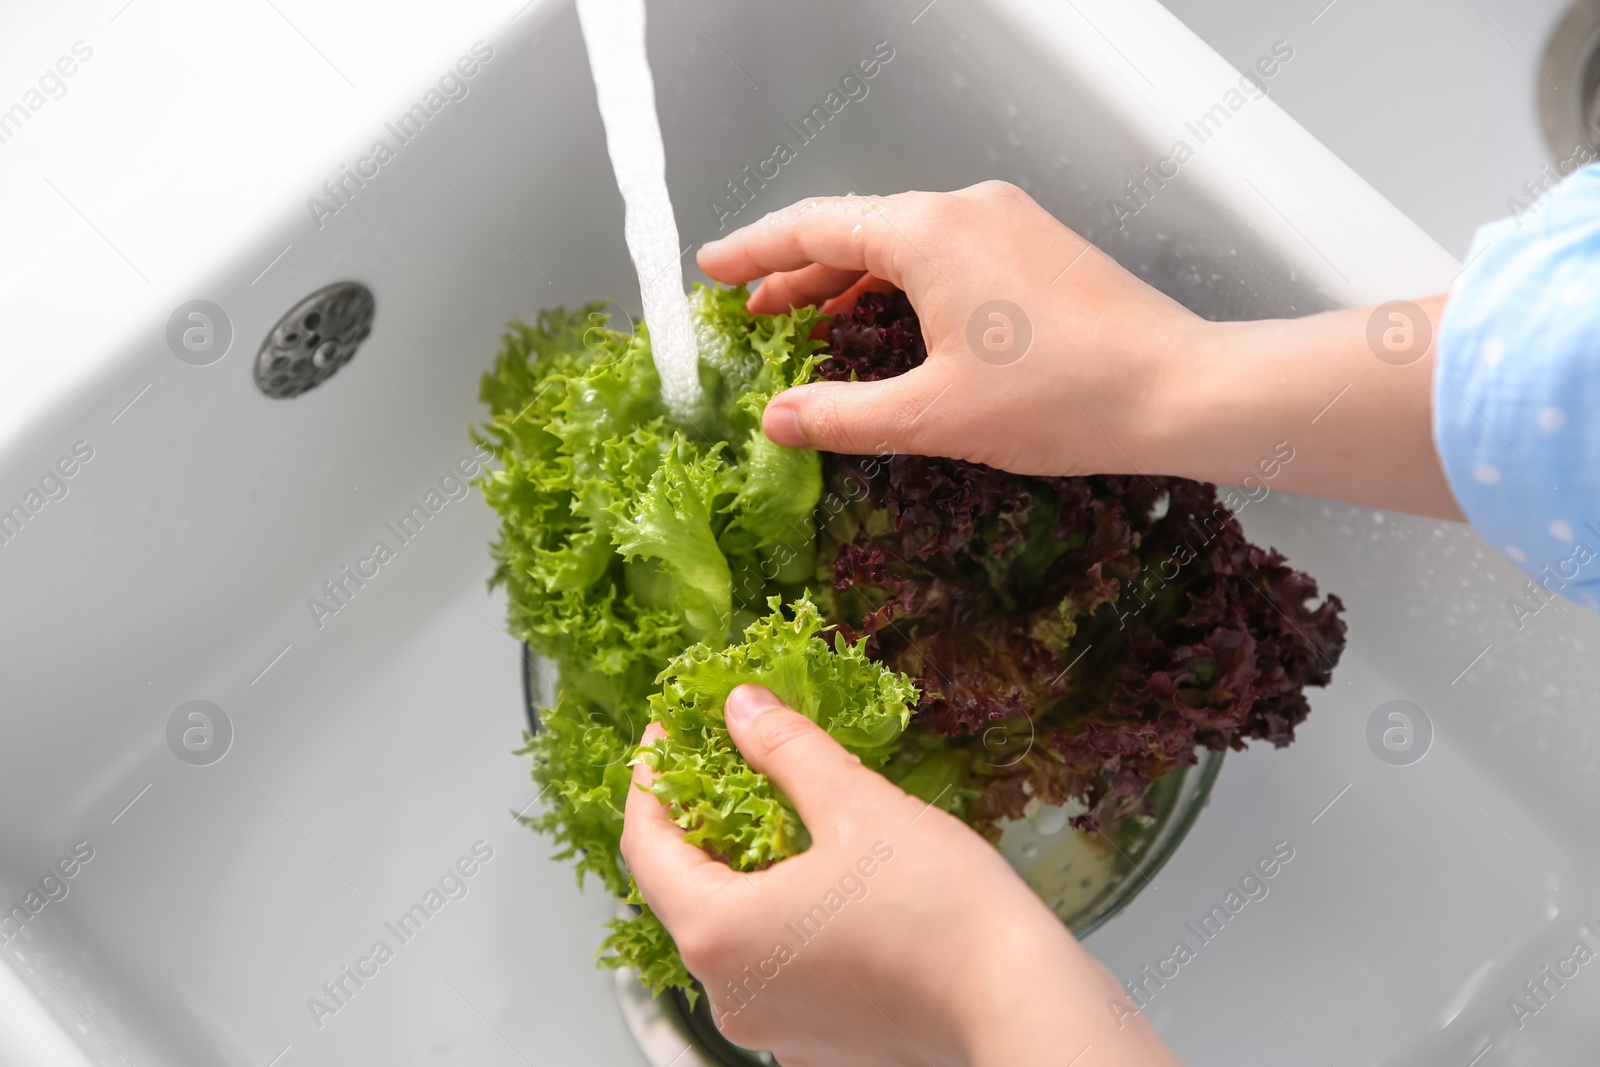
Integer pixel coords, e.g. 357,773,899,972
1140,302,1462,518
955,931,1076,1067
1130,311,1236,481
959,932,1183,1067
950,909,1116,1067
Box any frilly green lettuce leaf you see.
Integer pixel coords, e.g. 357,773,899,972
641,594,917,871
722,428,823,586
479,287,836,996
515,692,636,899
600,891,695,1002
609,438,736,642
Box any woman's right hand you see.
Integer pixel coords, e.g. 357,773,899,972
621,684,1184,1067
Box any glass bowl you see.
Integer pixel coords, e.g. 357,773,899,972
1000,748,1225,936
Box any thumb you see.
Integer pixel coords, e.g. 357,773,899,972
724,684,893,836
761,369,946,456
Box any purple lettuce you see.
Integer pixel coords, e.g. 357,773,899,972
815,292,1346,834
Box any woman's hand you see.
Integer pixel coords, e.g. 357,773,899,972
698,181,1194,480
621,684,1184,1067
697,181,1462,520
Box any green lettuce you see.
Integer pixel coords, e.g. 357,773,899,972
641,593,915,867
479,285,836,954
601,594,916,995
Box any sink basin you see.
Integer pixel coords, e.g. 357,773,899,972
1159,0,1577,258
2,1,1594,1065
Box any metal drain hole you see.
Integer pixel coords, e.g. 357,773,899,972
1540,0,1600,159
254,281,374,399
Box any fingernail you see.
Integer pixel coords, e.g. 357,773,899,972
726,684,781,728
763,398,806,449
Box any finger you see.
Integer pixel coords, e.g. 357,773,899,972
697,194,925,292
723,685,900,837
819,273,897,317
747,264,865,315
761,369,948,455
622,722,736,927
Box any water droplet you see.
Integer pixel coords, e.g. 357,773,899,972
1029,805,1068,836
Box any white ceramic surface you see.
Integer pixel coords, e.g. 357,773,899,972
1160,0,1575,258
1,1,1593,1065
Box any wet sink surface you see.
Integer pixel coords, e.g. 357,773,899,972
1161,0,1576,257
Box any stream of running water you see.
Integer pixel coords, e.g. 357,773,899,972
575,0,702,421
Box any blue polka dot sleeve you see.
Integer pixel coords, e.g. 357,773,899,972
1434,162,1600,614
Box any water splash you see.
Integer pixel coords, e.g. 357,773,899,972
575,0,702,421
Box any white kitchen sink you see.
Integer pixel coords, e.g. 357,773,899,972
1,1,1594,1064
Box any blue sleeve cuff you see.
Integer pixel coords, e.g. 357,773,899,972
1434,162,1600,614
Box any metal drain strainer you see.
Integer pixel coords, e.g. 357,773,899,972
254,281,374,398
1540,0,1600,159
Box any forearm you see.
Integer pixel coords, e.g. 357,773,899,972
1145,297,1464,521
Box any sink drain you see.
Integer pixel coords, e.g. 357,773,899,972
1540,0,1600,158
254,281,374,398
